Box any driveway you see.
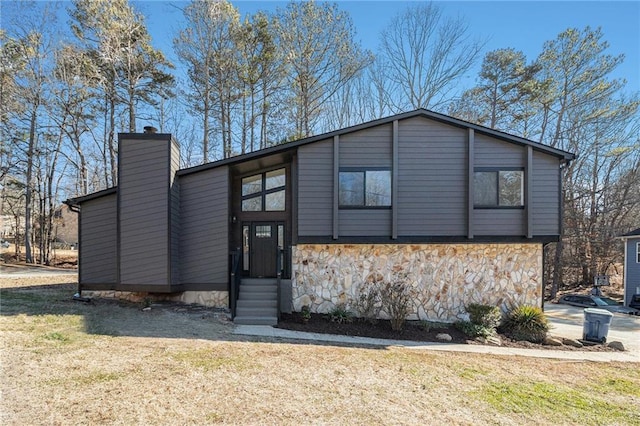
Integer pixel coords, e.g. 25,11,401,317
544,302,640,354
0,264,77,278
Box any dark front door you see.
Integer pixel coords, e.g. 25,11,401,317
250,222,279,278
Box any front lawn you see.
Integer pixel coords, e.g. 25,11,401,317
1,277,638,425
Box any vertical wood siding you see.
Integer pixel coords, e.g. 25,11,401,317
397,116,467,236
80,194,117,284
297,139,333,236
532,151,560,235
119,137,170,285
179,167,229,284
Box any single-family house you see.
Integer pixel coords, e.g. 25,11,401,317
65,109,575,325
620,228,640,307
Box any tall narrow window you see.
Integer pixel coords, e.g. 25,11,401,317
242,225,250,271
241,168,286,212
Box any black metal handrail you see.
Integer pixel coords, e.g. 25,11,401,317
229,248,241,318
276,246,283,320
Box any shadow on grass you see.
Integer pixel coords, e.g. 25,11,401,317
0,283,387,350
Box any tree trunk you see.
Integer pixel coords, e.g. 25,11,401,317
24,106,38,264
550,239,563,299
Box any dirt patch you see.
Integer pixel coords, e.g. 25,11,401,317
277,312,616,352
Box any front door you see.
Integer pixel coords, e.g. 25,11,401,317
250,222,280,278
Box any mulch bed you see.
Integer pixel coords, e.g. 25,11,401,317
276,312,616,352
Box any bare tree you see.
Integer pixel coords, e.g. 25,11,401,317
277,1,373,138
378,2,484,112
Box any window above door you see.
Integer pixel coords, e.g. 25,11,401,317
241,168,286,212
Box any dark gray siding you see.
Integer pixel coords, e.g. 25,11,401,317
475,134,525,167
474,210,525,236
80,194,117,284
339,124,393,236
397,116,467,236
339,124,392,167
119,137,170,285
179,166,229,284
170,140,181,285
626,239,640,305
339,210,391,236
297,138,333,236
532,151,560,235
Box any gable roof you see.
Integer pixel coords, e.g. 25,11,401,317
177,108,576,177
66,108,576,205
620,228,640,238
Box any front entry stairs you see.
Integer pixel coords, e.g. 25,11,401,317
233,278,278,326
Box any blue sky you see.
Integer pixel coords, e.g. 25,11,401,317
136,1,640,96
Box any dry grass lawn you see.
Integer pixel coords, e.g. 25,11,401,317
1,276,639,425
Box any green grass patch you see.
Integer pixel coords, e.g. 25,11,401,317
43,331,70,342
591,377,640,398
477,380,638,424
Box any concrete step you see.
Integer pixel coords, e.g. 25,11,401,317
241,278,278,286
239,291,277,301
237,299,278,309
236,307,278,318
233,316,278,326
240,284,277,293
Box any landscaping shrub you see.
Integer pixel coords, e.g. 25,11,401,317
501,305,549,343
466,303,502,329
454,320,493,338
456,304,502,338
326,303,354,324
380,276,412,331
353,284,381,324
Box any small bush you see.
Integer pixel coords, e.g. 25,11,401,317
455,321,494,338
326,304,354,324
380,276,412,331
353,284,381,324
466,303,502,329
300,305,311,322
501,305,549,343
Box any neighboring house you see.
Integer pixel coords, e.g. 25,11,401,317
53,205,78,247
65,109,575,325
620,228,640,307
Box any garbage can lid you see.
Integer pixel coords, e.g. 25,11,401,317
584,308,614,316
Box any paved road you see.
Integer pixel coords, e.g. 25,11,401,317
544,302,640,354
0,264,77,278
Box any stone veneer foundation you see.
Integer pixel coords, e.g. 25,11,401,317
82,290,229,308
291,244,542,322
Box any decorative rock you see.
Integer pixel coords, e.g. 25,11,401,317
436,333,452,342
607,341,625,351
562,338,584,348
543,336,563,346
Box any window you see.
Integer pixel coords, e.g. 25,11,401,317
637,242,640,263
474,169,524,207
241,168,286,212
339,169,391,208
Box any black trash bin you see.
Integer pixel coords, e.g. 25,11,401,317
582,308,613,343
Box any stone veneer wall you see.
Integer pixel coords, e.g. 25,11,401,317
82,290,228,308
291,244,542,322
